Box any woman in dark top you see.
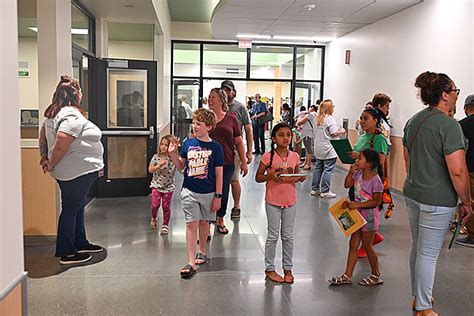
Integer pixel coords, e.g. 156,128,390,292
208,88,248,234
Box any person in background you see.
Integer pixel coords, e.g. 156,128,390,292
202,97,209,109
148,135,177,235
355,101,373,135
250,93,268,155
311,100,346,198
209,88,248,234
348,108,388,258
297,105,317,170
281,103,291,126
456,94,474,247
39,75,104,265
403,71,471,315
291,124,303,157
372,93,393,151
181,95,193,118
221,80,253,221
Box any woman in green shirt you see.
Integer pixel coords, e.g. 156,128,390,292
348,108,388,258
403,71,471,316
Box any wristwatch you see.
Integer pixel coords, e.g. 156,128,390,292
214,193,223,198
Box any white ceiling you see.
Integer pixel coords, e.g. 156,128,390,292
212,0,423,41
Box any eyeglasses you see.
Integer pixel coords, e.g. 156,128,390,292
447,88,460,95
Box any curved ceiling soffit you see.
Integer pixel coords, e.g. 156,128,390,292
210,0,230,38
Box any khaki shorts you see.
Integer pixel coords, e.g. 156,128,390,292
180,188,215,223
231,150,241,181
302,137,313,155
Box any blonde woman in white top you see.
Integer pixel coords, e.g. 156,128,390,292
310,100,346,198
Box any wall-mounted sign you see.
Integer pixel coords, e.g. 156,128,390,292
238,40,252,48
18,61,30,77
345,50,351,65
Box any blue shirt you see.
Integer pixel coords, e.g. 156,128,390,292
251,101,267,126
180,138,224,194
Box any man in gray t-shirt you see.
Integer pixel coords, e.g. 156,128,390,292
221,80,253,220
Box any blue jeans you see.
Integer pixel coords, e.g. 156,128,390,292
55,172,98,257
311,158,337,193
405,197,455,311
265,203,296,271
216,164,235,219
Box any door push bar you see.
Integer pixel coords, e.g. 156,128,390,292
102,126,155,139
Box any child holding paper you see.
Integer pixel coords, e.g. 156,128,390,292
329,148,384,286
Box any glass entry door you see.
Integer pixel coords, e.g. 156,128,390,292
172,79,200,147
89,59,157,197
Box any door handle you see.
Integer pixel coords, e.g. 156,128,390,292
149,126,154,140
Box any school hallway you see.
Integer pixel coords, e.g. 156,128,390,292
24,160,473,315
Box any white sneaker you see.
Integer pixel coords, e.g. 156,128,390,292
310,190,320,196
320,192,336,198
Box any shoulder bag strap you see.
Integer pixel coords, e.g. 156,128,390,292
407,111,443,151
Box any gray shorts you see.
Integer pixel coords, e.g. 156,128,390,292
180,188,215,223
231,150,241,181
302,137,313,155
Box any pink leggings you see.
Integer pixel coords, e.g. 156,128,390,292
151,189,173,226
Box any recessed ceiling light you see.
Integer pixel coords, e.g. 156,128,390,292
303,4,316,11
273,35,335,42
28,27,88,35
236,34,271,40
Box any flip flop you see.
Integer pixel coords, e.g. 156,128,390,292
195,253,207,265
216,224,229,234
180,264,196,279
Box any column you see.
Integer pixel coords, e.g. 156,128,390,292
37,0,72,125
0,0,26,313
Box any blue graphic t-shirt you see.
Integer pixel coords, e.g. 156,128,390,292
180,138,224,194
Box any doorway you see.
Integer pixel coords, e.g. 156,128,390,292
89,59,157,197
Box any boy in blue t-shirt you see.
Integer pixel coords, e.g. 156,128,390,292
169,108,224,279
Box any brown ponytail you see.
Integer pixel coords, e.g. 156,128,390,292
44,75,83,119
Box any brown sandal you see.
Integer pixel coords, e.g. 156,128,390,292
413,297,435,311
265,270,284,283
284,270,294,283
415,309,439,316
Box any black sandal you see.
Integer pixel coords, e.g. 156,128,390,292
195,253,207,265
216,225,229,234
180,264,196,279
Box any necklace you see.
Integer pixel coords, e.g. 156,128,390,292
275,149,289,167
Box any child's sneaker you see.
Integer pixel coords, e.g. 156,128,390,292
150,218,158,230
160,225,169,235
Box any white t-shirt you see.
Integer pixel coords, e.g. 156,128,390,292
314,115,339,160
45,107,104,181
380,119,392,145
300,112,316,138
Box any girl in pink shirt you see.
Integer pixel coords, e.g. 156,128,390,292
256,123,306,284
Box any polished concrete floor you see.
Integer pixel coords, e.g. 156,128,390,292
25,158,474,315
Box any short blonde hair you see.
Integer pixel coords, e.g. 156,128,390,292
192,108,217,130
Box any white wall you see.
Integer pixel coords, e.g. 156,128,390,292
325,0,474,136
18,38,39,110
1,0,25,295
